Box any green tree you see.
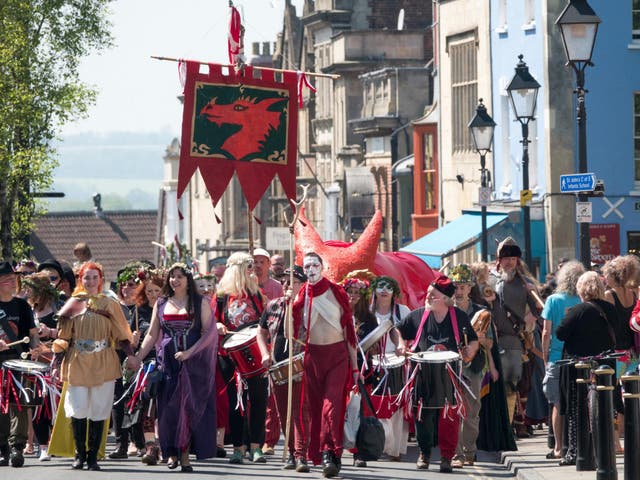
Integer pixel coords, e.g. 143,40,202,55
0,0,114,260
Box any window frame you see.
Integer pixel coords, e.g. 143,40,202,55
448,34,478,153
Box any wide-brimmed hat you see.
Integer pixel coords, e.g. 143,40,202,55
37,259,64,279
284,265,307,282
0,261,16,276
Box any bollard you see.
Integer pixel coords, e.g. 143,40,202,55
594,364,617,480
621,370,640,480
575,361,596,471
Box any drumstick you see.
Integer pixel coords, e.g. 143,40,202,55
463,327,468,346
20,352,29,359
6,336,29,347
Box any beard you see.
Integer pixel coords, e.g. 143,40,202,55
500,269,516,282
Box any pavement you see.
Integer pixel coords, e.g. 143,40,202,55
4,425,626,479
501,428,625,480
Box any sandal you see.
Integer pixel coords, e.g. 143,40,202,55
167,457,180,469
559,458,575,466
546,451,561,459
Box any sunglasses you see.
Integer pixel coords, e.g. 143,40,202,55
49,276,60,282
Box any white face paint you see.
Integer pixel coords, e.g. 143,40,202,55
303,257,323,285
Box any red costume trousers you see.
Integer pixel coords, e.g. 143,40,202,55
264,390,281,447
415,406,460,461
273,379,308,458
305,342,350,465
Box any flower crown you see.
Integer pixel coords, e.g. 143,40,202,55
169,262,193,275
194,272,216,281
21,276,61,300
226,255,253,267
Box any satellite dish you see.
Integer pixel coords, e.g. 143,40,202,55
397,8,405,30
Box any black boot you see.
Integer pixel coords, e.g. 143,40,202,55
0,444,9,466
86,420,104,471
321,450,338,478
71,418,87,469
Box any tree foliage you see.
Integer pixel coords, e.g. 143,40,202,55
0,0,114,260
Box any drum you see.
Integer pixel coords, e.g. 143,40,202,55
371,353,406,396
358,318,393,352
410,350,461,409
1,359,50,407
222,324,266,379
268,352,305,385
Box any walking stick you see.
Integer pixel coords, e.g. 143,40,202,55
281,184,309,462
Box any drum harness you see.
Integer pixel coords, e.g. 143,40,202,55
394,307,472,421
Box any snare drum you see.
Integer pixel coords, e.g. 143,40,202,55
372,353,406,396
222,324,266,379
410,350,461,409
1,359,50,407
269,352,305,385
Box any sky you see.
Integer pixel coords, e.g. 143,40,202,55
62,0,304,136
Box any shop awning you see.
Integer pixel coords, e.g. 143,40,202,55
400,212,509,268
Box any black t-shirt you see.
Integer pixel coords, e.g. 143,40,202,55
397,306,477,352
259,298,288,363
0,297,36,362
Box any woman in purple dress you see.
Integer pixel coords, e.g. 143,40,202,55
128,263,217,472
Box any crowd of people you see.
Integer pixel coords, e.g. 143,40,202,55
0,238,639,476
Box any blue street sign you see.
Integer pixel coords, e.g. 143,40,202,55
560,173,596,193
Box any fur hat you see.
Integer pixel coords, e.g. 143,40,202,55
497,236,522,259
430,275,456,298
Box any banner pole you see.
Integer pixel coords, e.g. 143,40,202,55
150,56,339,80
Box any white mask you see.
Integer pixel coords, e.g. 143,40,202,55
303,257,323,284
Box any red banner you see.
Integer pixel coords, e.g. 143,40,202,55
590,223,620,265
178,61,298,211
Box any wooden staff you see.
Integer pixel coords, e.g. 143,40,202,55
281,184,309,462
150,55,340,80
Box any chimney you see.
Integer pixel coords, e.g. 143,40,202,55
93,193,105,218
252,42,260,55
262,42,271,56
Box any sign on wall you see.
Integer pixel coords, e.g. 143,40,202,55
590,223,620,265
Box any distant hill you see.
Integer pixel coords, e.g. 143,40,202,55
48,131,175,211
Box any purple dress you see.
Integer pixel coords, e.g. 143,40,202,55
156,296,217,459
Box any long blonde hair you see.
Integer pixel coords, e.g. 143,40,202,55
216,252,260,297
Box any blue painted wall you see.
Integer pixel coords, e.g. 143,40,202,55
582,2,640,256
489,0,548,276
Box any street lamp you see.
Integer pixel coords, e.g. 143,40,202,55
468,99,496,262
556,0,601,269
506,54,540,271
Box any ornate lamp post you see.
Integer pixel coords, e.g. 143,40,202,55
468,99,496,262
556,0,601,269
506,55,540,271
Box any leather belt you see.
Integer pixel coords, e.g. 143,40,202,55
74,339,108,354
